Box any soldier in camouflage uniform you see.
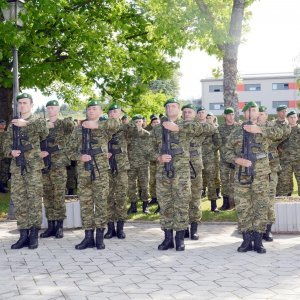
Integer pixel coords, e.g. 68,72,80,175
67,99,118,250
39,100,74,239
0,120,10,193
127,114,150,214
146,98,214,251
258,106,291,242
277,110,300,196
197,108,222,212
104,103,137,240
182,104,203,240
218,107,238,210
3,93,49,249
223,101,284,254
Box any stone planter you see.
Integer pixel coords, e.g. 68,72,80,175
41,195,82,229
273,197,300,233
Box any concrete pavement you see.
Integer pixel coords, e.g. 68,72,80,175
1,221,300,300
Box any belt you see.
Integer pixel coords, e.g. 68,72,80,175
256,153,268,160
189,150,199,157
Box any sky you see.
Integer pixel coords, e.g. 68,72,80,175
29,0,300,108
179,0,300,100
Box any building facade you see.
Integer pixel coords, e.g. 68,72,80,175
201,73,299,115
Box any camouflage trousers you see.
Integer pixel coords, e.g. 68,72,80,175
234,172,269,233
107,170,128,222
202,155,218,201
220,160,235,197
77,169,109,229
11,168,43,229
0,158,11,183
42,167,67,221
128,164,149,202
189,161,202,223
156,165,191,231
268,171,277,223
277,160,299,196
149,161,157,199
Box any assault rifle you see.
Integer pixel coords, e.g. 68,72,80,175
40,134,60,174
108,134,121,177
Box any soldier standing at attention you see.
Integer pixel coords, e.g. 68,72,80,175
39,100,74,239
3,93,48,249
127,114,151,214
223,102,284,254
147,98,214,251
67,99,118,250
0,120,10,193
218,107,238,210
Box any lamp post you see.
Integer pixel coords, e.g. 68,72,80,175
1,0,25,220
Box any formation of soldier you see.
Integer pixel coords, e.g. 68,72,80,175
0,93,297,253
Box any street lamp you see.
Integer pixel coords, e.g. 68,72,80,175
1,0,25,220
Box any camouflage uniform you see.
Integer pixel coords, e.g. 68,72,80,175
0,131,11,191
277,124,300,196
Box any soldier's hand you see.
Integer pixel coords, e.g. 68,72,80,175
158,154,172,164
11,119,29,127
163,121,179,132
40,151,49,158
11,150,21,157
80,154,92,162
243,124,262,134
235,158,252,167
107,153,112,159
82,120,98,129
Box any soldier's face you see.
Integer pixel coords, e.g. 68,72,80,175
165,103,180,118
87,105,102,120
109,109,121,119
258,112,268,124
182,108,196,121
244,107,259,122
224,113,235,124
288,114,298,126
17,98,33,115
135,119,143,129
47,106,60,117
151,119,160,127
277,110,287,120
0,124,5,131
197,110,206,121
122,118,129,124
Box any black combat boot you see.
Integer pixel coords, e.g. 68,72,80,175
253,231,266,254
28,227,39,249
127,202,137,215
263,224,273,242
211,200,220,213
175,230,185,251
55,220,64,239
287,192,292,196
149,197,158,205
95,228,105,250
154,203,160,214
40,220,56,238
216,188,221,199
190,222,199,240
237,232,253,252
142,201,150,214
104,222,116,239
184,227,189,238
11,229,29,249
220,196,229,211
158,229,174,250
75,230,95,250
116,220,126,239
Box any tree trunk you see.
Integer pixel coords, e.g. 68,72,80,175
223,0,246,120
0,87,13,125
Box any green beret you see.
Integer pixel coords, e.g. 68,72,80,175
242,101,258,112
121,114,128,120
108,103,121,111
276,105,287,112
181,103,196,111
259,105,267,112
46,100,59,107
197,106,205,113
16,93,32,101
132,114,143,121
87,99,101,108
207,112,214,117
164,98,180,107
287,110,297,117
224,107,234,115
99,114,108,121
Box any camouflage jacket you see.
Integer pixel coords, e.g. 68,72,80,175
223,123,284,176
0,131,6,160
218,123,239,162
201,125,221,163
4,114,49,172
127,128,150,167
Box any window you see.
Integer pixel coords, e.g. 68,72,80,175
209,85,223,92
272,83,289,90
245,84,261,91
209,103,225,110
272,101,288,108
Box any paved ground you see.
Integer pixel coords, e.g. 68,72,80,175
1,221,300,300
